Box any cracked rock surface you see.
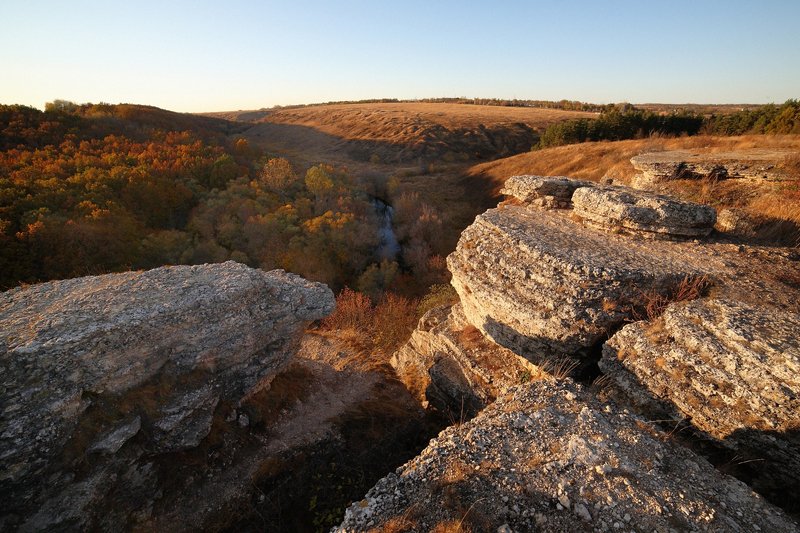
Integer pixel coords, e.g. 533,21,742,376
390,303,542,418
447,204,706,360
0,261,334,531
335,380,798,532
572,186,717,238
600,297,800,505
500,175,593,208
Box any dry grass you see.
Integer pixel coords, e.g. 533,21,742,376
633,275,712,322
471,134,800,246
541,356,579,379
430,520,472,533
470,134,800,190
233,102,595,139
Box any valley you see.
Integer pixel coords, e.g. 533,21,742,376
1,99,799,532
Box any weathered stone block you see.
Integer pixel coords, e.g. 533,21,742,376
572,186,716,238
600,297,800,503
447,206,704,360
500,175,593,208
0,261,334,530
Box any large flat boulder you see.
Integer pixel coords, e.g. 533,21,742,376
631,149,792,189
572,186,716,238
0,262,334,531
500,175,593,208
600,297,800,505
336,380,797,532
447,205,705,361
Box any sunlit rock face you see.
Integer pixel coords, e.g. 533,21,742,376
601,297,800,504
447,204,704,362
572,186,716,238
0,261,334,531
335,380,799,533
500,175,593,209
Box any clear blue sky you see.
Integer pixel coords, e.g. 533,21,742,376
1,0,798,112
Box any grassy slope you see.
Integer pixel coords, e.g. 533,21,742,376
218,102,598,170
467,134,800,242
253,102,596,138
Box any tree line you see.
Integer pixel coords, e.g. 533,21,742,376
535,100,799,149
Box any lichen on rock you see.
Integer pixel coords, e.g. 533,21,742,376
0,261,334,531
600,297,800,505
335,380,798,533
447,204,706,361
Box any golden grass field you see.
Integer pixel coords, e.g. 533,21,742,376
469,134,800,186
227,102,597,170
255,102,597,140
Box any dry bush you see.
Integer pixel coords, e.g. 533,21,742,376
321,287,373,331
373,292,420,351
633,275,711,321
320,288,419,354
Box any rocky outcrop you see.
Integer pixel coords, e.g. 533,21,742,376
600,297,800,504
335,164,800,531
336,380,798,532
142,331,434,533
390,304,542,418
631,149,791,189
447,204,706,361
0,262,334,531
716,207,757,234
572,186,716,238
500,175,593,208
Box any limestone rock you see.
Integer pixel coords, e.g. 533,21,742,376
0,261,334,531
500,175,593,208
390,303,542,418
572,186,716,238
335,380,798,532
716,207,757,235
631,149,791,189
600,297,800,504
447,205,705,361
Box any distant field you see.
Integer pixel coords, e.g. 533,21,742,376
214,102,597,167
252,102,595,135
207,102,597,129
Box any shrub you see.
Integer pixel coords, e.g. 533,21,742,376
417,283,459,317
321,288,372,331
320,288,419,352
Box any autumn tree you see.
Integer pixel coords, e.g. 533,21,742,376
258,157,298,192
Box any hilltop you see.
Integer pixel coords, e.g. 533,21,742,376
206,102,597,168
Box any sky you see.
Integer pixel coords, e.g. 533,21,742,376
1,0,798,112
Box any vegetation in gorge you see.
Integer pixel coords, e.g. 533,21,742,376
0,102,458,313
